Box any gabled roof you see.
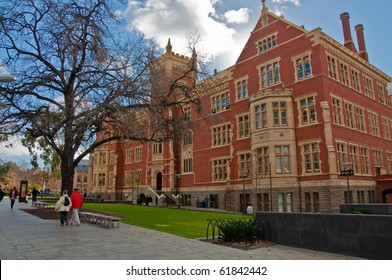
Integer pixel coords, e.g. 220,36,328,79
234,5,391,81
235,5,308,65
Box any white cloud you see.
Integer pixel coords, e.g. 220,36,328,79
0,136,32,164
123,0,246,64
271,0,301,16
271,0,301,7
224,8,250,24
0,60,15,81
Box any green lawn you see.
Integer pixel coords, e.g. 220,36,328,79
82,203,245,238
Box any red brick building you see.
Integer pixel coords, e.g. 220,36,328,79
88,4,392,212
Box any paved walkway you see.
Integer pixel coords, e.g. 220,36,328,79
0,198,362,260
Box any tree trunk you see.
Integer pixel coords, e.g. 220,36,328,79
61,154,75,195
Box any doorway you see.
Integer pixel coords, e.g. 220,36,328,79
156,172,162,191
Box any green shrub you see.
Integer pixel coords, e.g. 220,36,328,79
217,218,259,245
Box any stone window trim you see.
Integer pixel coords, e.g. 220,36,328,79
291,51,313,82
296,94,317,126
258,57,281,90
298,139,322,175
236,113,250,139
235,76,249,101
211,91,230,114
326,54,339,81
257,33,278,54
211,123,232,147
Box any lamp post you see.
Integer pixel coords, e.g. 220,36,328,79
240,170,247,214
340,162,353,203
269,161,272,212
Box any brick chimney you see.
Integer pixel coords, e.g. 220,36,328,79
340,12,357,53
355,24,369,62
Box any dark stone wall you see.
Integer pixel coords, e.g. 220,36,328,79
256,212,392,259
340,204,392,215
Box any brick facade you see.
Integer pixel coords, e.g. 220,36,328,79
88,5,392,212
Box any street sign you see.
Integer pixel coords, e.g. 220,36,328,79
340,169,354,176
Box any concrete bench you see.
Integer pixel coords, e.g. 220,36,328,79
79,211,120,228
32,201,49,208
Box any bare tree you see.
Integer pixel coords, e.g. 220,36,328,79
0,0,206,193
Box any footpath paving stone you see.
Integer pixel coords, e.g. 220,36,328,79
0,198,362,260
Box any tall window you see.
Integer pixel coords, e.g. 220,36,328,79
373,149,383,169
183,130,193,146
345,102,356,129
98,173,106,186
260,61,280,88
368,191,376,203
256,147,269,176
211,92,230,113
258,34,277,53
183,105,191,120
313,193,320,213
275,145,290,174
303,143,320,173
236,79,248,100
109,172,115,187
295,55,311,80
134,170,141,185
125,149,133,164
213,158,229,181
340,62,350,87
278,193,293,212
212,124,231,147
124,171,133,186
355,106,366,132
360,147,370,174
351,69,361,91
273,101,287,126
382,117,391,139
109,151,116,165
332,97,344,125
299,96,316,125
261,13,268,27
387,152,392,174
336,142,347,166
368,111,379,136
378,83,385,104
239,153,251,177
262,193,270,211
349,145,360,174
357,191,365,204
134,146,142,162
97,152,107,165
255,103,267,129
183,158,193,173
305,192,321,213
237,114,250,138
327,55,338,80
363,76,374,98
153,142,163,155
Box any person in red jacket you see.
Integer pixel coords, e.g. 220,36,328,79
69,188,83,226
9,187,18,209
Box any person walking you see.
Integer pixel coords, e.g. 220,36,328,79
70,188,83,226
31,187,40,205
0,186,4,202
54,190,72,226
9,187,18,209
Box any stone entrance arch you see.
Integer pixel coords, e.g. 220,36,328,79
156,172,162,191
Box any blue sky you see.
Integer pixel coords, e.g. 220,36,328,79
123,0,392,76
1,0,391,166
